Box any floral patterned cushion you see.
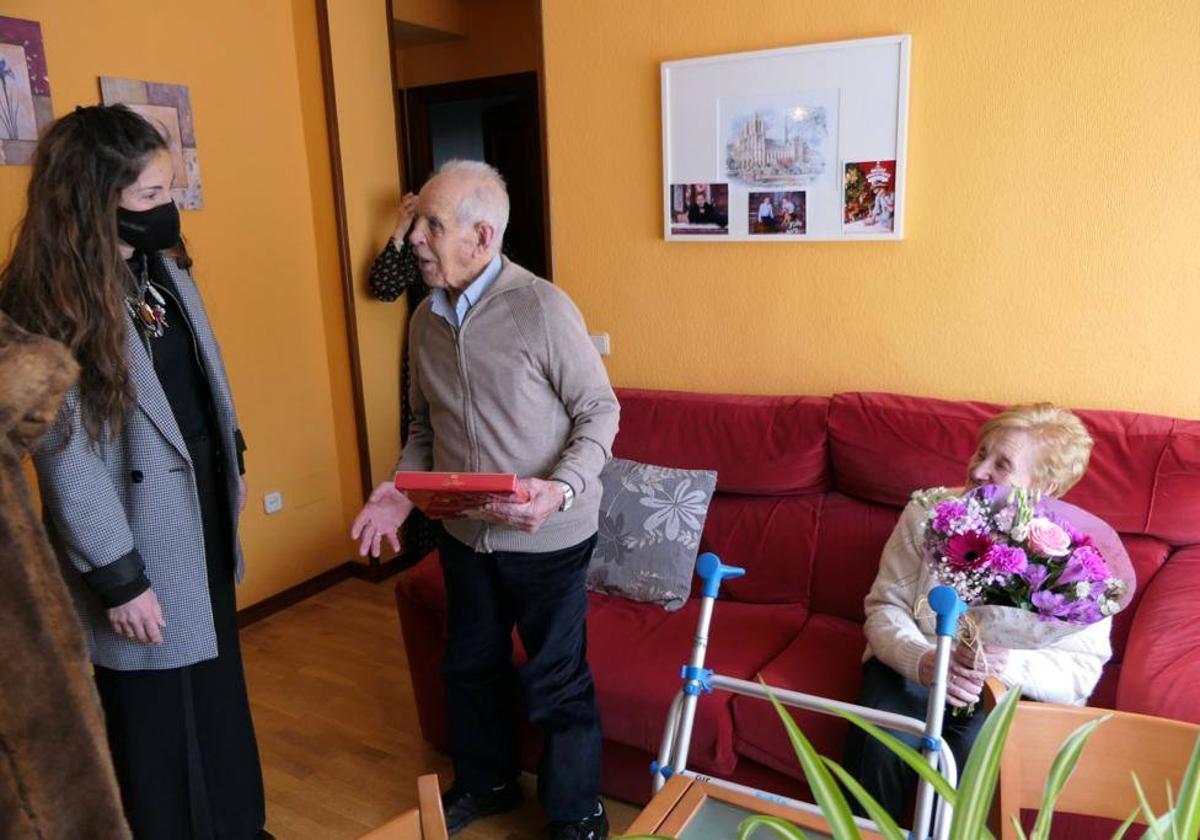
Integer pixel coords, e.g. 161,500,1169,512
587,458,718,610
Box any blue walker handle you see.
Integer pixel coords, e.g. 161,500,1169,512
928,585,967,637
696,553,746,599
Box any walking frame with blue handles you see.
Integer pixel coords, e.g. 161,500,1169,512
652,552,967,840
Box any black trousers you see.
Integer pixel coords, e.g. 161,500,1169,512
842,657,985,822
94,434,265,839
439,532,601,823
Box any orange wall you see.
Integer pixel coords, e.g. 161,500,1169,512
325,0,408,516
397,0,540,89
0,0,361,606
541,0,1200,418
392,0,466,39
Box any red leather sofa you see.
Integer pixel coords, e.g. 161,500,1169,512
394,388,1200,825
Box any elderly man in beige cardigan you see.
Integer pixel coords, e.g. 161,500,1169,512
352,160,619,840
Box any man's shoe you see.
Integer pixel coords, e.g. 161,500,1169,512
441,780,522,835
547,801,608,840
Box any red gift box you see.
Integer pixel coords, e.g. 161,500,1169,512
394,471,530,519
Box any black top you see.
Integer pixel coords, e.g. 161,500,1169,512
130,252,217,444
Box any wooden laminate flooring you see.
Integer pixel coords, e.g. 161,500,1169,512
241,577,640,839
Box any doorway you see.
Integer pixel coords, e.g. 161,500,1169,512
399,71,550,279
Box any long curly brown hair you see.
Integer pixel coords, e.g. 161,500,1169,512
0,105,169,442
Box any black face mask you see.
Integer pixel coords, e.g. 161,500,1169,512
117,201,181,253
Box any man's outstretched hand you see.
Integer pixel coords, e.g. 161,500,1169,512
351,481,415,558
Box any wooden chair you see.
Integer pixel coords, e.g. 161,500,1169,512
358,774,449,840
984,678,1200,837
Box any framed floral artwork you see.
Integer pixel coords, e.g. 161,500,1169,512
0,16,54,166
100,76,204,209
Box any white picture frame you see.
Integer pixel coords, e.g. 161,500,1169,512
662,34,911,242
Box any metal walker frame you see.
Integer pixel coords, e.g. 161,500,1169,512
652,553,967,840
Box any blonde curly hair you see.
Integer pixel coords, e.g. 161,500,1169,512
978,403,1094,497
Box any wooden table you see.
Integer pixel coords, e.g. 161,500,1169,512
625,776,884,839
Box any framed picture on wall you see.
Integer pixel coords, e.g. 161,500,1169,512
101,76,204,209
0,15,54,166
662,34,911,242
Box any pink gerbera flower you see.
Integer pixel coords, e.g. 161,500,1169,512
945,531,994,571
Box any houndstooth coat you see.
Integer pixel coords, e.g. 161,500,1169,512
34,256,245,671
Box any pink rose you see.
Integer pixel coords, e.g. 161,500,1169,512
1026,517,1072,557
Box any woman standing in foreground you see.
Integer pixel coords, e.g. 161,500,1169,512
0,105,269,839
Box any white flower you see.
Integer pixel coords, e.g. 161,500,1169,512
640,479,708,541
1074,581,1092,599
1101,599,1120,616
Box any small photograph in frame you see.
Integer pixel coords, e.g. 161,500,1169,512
748,190,806,236
669,182,729,235
843,160,896,233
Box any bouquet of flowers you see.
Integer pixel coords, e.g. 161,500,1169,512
915,484,1135,651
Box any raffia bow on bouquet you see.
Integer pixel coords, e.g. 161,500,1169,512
914,484,1136,714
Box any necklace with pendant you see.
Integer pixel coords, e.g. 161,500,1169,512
126,259,168,338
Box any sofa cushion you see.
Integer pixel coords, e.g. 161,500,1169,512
697,494,821,604
588,595,807,775
732,614,868,781
613,388,830,495
587,458,718,610
829,392,990,507
810,493,902,622
1116,546,1200,723
1109,533,1170,662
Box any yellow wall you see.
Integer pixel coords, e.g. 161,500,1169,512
397,0,540,89
541,0,1200,418
0,0,361,606
325,0,407,523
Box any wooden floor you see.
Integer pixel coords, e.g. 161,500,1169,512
241,577,640,839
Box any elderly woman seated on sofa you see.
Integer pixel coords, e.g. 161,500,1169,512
843,403,1120,819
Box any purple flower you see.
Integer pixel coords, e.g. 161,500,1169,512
975,484,1003,504
1057,545,1111,585
932,500,968,532
1032,590,1070,620
1075,545,1110,581
1066,599,1103,626
1020,563,1050,590
985,544,1029,575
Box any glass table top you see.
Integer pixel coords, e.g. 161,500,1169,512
678,798,834,840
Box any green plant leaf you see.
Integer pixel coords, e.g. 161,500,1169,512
1108,807,1140,840
762,682,861,839
737,814,812,840
1132,773,1165,840
819,757,906,840
830,707,957,806
1171,735,1200,840
950,683,1022,839
1028,714,1111,839
1011,815,1028,839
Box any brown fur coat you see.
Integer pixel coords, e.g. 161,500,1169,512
0,311,129,839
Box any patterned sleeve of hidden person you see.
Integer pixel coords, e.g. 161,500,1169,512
367,238,421,302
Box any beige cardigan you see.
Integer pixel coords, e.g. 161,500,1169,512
863,498,1113,705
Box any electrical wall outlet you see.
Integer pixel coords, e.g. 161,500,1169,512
263,491,284,514
590,332,611,356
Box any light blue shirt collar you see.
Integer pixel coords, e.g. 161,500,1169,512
430,255,503,329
